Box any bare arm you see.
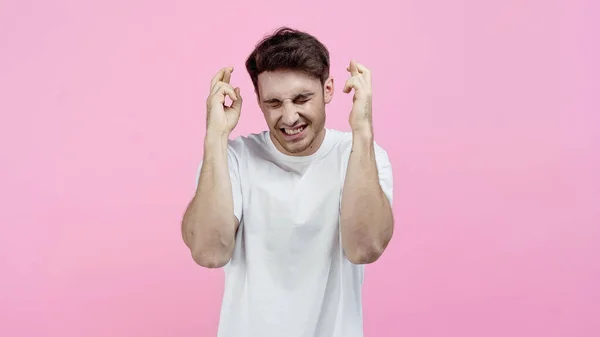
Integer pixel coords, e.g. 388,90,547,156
340,60,394,264
181,66,243,268
340,131,394,264
182,132,239,268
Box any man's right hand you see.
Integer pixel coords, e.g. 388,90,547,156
206,67,243,135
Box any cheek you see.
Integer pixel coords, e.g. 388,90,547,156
264,110,280,126
302,103,324,120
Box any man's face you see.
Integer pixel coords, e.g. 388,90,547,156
257,70,334,156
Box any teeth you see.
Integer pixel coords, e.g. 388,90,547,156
284,126,304,135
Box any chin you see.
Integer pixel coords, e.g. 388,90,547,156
275,126,316,155
283,142,312,155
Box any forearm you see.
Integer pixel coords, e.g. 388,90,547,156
182,132,237,268
340,131,394,264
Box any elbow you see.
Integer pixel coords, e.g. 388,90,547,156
186,232,234,269
345,243,385,265
191,249,231,268
182,218,236,269
343,224,393,265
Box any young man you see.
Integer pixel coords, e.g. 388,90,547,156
182,27,394,337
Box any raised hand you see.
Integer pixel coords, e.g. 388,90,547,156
343,60,373,134
206,67,243,135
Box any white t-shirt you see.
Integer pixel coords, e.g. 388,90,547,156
196,128,394,337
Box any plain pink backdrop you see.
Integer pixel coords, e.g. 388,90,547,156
1,0,598,336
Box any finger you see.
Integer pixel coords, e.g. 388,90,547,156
220,86,238,105
211,82,238,102
230,87,243,112
210,67,234,91
223,67,233,84
354,62,369,73
355,62,371,82
348,60,359,76
348,62,370,73
211,82,224,96
211,81,235,97
343,77,358,93
210,68,226,90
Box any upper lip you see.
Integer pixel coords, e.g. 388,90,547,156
281,124,306,130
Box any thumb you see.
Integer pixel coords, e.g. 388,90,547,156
231,87,243,112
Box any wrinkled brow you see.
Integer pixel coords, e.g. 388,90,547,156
262,92,315,104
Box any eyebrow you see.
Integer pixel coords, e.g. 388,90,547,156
262,92,315,104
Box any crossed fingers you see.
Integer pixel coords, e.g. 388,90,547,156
343,60,371,94
209,67,239,102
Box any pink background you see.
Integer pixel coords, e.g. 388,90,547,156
1,0,598,336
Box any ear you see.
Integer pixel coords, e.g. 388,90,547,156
323,77,334,104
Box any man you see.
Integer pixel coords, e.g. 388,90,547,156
181,27,394,337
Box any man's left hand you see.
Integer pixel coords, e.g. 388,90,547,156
343,60,373,135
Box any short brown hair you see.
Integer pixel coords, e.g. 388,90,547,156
245,27,330,93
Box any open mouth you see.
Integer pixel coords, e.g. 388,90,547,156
281,125,306,137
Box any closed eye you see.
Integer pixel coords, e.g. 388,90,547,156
294,93,314,104
294,98,310,104
263,93,314,108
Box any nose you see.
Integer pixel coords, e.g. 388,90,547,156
281,101,300,126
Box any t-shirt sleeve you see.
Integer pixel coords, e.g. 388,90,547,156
195,145,243,222
374,143,394,206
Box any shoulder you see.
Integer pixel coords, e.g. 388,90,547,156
226,131,270,160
